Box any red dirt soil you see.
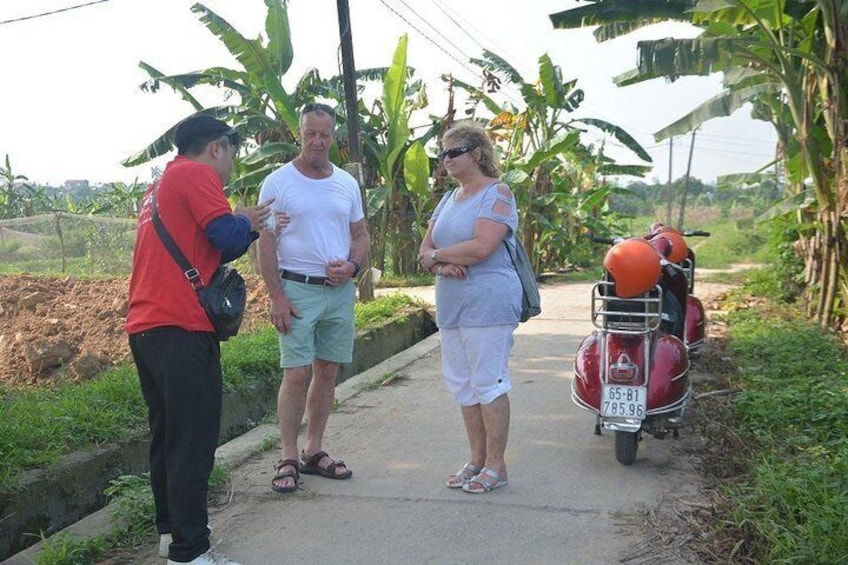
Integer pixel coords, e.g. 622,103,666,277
0,274,270,388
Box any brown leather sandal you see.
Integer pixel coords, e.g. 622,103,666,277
300,450,352,480
271,459,300,493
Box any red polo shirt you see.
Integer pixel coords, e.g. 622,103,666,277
125,156,232,334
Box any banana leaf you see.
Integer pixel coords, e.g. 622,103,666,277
472,50,525,86
138,63,204,110
403,141,430,201
382,35,411,173
263,0,293,73
577,118,652,162
191,3,298,132
653,83,777,140
241,142,299,166
122,106,235,167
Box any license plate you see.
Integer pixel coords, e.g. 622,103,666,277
601,385,647,418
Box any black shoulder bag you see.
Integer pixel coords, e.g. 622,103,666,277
150,190,246,341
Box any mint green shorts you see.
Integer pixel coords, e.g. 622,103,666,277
277,278,356,368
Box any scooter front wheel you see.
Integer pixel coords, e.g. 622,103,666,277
615,430,639,465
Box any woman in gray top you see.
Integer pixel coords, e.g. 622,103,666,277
419,123,521,493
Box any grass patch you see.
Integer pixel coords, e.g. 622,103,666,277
354,292,423,330
697,272,848,562
624,215,770,271
353,371,408,392
0,294,424,493
686,218,769,269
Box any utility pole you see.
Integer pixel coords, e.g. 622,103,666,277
336,0,363,170
336,0,373,300
665,137,674,225
677,128,697,230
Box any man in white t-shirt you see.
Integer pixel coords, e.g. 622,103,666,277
258,103,370,494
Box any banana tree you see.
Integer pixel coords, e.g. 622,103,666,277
0,155,36,219
361,35,441,275
550,0,848,327
123,0,300,203
450,50,651,271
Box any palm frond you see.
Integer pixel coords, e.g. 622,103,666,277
121,106,236,167
578,117,653,162
138,62,204,111
653,83,778,140
614,36,742,85
549,0,697,30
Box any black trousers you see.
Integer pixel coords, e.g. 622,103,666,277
129,328,222,562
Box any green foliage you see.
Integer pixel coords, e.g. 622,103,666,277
219,326,284,393
35,533,105,565
687,218,769,269
39,466,230,564
354,292,421,329
761,212,804,302
717,284,848,562
0,365,146,491
103,473,157,548
0,294,417,492
375,273,434,288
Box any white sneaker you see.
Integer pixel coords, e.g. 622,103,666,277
167,549,241,565
158,533,172,558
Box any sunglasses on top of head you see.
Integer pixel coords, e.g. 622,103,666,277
439,145,476,160
301,103,336,117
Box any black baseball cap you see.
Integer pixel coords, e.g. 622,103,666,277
174,114,240,154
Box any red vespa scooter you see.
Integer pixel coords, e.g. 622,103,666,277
647,225,711,357
572,236,691,465
680,230,710,357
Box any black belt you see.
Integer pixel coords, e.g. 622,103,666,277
280,270,329,286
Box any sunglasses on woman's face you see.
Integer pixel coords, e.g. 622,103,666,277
439,145,476,160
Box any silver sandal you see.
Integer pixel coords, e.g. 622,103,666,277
446,463,482,488
462,467,508,493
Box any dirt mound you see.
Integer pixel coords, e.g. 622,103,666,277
0,274,271,388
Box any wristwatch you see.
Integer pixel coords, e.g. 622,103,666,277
351,260,361,278
429,249,438,261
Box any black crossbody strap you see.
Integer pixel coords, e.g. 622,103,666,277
150,186,205,291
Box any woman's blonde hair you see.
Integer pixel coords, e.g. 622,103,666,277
442,122,500,178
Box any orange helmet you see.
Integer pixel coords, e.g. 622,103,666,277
648,227,688,263
603,238,662,298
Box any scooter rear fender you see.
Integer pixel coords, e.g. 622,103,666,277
573,332,690,412
685,295,706,352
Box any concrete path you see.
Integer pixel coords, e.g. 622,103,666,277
126,280,718,565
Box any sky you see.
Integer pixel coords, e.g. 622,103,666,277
0,0,778,187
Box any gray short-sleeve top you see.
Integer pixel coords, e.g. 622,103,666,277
430,182,521,329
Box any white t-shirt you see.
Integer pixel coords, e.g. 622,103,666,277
259,162,364,276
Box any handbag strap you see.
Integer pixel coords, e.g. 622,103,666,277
150,186,205,291
503,237,518,268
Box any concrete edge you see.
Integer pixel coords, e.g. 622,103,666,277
1,332,442,565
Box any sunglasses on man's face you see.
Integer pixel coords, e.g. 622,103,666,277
440,145,476,160
301,103,336,117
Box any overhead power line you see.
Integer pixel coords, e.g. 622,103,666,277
378,0,481,80
429,0,533,79
0,0,111,26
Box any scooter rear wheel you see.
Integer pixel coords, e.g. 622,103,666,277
615,431,639,465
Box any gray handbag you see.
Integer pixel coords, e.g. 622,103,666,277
504,235,541,322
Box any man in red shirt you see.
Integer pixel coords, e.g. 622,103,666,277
126,114,271,565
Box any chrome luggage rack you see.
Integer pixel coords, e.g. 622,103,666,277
591,281,663,334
